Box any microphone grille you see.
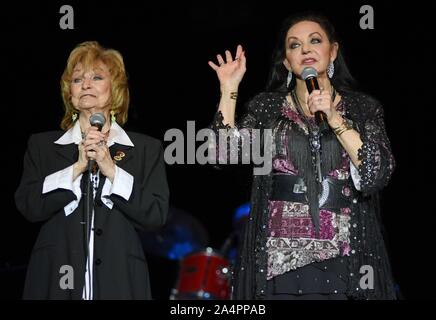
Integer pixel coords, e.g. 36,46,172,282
301,67,318,80
89,112,106,129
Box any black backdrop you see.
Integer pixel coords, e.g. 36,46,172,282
1,0,434,300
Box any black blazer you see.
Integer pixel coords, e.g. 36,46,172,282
15,131,169,299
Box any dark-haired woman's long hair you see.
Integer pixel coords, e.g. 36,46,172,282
265,12,358,94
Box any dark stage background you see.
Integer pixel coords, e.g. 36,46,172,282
1,0,434,300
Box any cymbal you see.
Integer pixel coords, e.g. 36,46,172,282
138,207,209,260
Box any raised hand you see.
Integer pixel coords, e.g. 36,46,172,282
208,44,246,91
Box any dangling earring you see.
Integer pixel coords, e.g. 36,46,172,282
327,62,335,79
72,112,78,122
110,110,116,123
287,70,293,87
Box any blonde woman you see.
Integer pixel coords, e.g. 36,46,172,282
15,41,169,299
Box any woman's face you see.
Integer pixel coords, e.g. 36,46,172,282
70,61,112,113
283,20,338,78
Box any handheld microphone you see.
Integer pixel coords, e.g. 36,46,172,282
89,112,105,131
88,112,106,171
301,67,329,133
83,112,106,299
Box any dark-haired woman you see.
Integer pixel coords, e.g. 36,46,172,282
208,13,396,300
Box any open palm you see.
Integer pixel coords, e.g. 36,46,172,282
208,45,246,90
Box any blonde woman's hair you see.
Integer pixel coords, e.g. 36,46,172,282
60,41,129,130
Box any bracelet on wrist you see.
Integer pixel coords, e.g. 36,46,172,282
230,92,238,100
220,91,238,100
332,117,353,136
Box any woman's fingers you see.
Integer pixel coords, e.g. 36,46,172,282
235,45,243,60
82,129,106,147
85,143,110,155
308,90,321,98
308,92,332,115
208,61,219,71
84,130,105,139
225,50,233,63
308,90,321,103
240,50,246,68
83,138,103,147
84,126,104,136
217,54,225,66
85,146,103,162
85,144,97,152
308,91,331,106
210,46,245,69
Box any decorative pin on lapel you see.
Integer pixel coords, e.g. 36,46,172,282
113,151,126,162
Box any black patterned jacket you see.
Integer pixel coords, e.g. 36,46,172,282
211,90,397,300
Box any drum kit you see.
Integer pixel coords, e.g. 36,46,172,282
138,204,250,300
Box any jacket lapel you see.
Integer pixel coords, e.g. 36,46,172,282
54,143,78,166
109,144,134,169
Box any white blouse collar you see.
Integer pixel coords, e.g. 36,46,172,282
54,120,134,147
